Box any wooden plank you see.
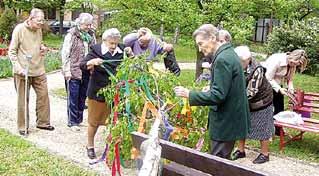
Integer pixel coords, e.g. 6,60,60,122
303,102,319,109
162,162,211,176
304,92,319,97
131,132,269,176
294,106,319,114
304,95,319,101
303,118,319,124
274,121,319,133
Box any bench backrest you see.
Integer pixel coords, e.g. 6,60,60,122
292,90,319,115
131,132,270,176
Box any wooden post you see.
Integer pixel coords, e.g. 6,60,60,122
195,46,204,80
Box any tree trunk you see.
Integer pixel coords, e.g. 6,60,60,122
160,19,164,41
58,0,66,36
173,26,179,44
195,45,204,80
59,9,64,36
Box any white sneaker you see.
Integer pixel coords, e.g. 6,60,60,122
70,126,80,132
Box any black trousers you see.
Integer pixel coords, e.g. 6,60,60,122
163,50,181,76
273,90,285,135
210,140,235,160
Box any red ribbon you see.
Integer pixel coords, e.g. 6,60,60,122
111,89,122,176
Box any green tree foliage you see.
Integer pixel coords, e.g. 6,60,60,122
103,0,291,44
3,0,61,11
266,17,319,75
0,8,17,40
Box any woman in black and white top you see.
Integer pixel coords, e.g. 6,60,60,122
80,28,125,159
233,46,274,164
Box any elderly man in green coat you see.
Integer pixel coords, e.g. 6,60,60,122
174,24,250,159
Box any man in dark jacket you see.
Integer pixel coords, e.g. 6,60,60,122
174,24,250,159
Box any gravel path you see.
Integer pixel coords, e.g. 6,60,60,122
0,63,318,176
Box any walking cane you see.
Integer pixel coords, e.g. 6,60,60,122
66,78,71,127
25,54,32,135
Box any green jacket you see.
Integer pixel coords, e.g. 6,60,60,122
189,43,250,141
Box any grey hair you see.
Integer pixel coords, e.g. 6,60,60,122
217,30,232,42
138,27,153,40
192,24,218,39
75,13,93,25
29,8,44,18
234,46,251,60
102,28,121,41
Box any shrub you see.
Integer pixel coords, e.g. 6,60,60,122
0,51,61,79
0,8,17,41
0,59,12,78
266,17,319,75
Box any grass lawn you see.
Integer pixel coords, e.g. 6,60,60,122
174,45,197,63
43,34,63,49
0,129,97,176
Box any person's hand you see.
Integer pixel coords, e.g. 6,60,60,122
40,45,49,57
163,43,173,52
65,76,71,81
279,88,288,96
174,86,190,98
288,87,295,94
202,86,210,92
15,64,25,76
202,62,211,69
124,47,134,57
87,58,103,69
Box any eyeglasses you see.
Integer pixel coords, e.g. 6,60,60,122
32,18,45,25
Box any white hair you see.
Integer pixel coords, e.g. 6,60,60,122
29,8,44,18
234,46,251,60
217,30,232,42
102,28,121,41
192,24,218,39
75,13,93,25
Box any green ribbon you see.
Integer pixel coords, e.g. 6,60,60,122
124,80,134,132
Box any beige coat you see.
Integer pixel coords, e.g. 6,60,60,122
8,21,44,76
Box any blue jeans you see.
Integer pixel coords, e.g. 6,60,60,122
65,78,88,126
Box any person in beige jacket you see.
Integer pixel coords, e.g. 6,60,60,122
8,8,54,135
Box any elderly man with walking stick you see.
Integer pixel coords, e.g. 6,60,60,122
8,8,54,135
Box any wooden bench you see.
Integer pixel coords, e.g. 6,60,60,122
274,90,319,151
274,118,319,151
132,132,270,176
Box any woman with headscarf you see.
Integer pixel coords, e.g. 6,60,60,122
61,13,96,131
